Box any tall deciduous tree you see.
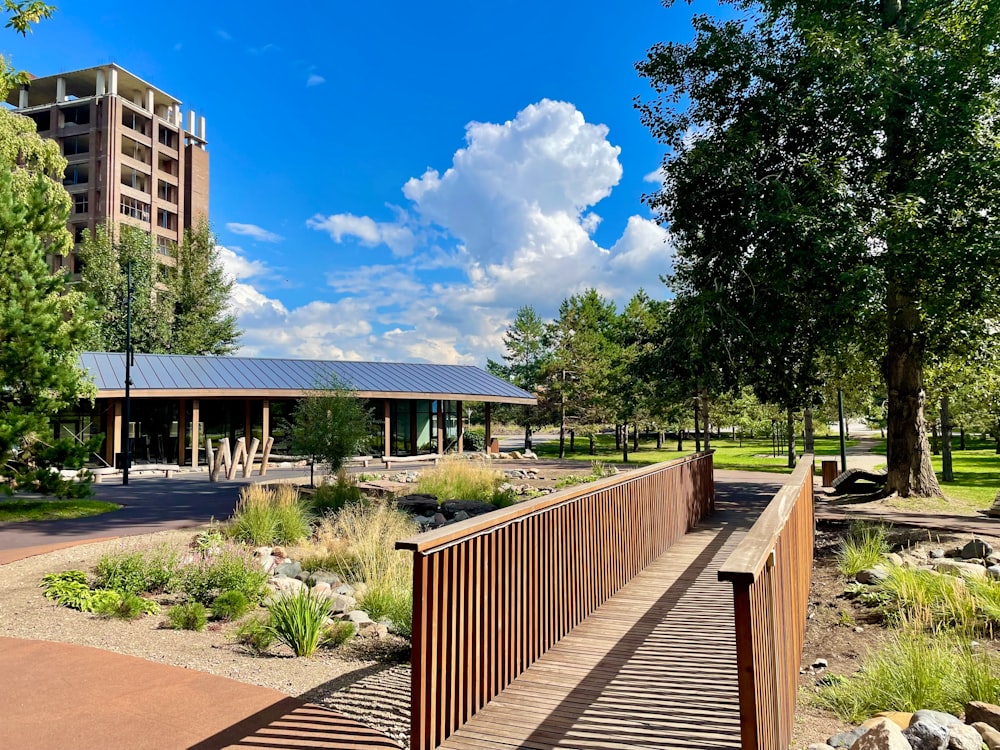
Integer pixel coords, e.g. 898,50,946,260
638,0,1000,497
173,221,240,355
0,109,93,472
289,378,372,486
487,305,550,449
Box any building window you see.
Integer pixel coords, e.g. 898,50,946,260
28,111,51,132
157,179,177,203
73,225,87,244
157,125,177,149
122,135,150,164
156,236,176,256
73,193,88,214
156,208,176,230
122,109,150,136
120,196,151,222
63,135,89,155
121,165,148,192
157,154,178,176
61,105,90,126
63,164,88,186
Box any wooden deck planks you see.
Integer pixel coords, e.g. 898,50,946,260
436,513,753,750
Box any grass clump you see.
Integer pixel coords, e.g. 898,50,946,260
179,545,268,605
232,615,275,655
816,632,1000,723
167,602,208,631
312,470,362,515
230,484,313,546
322,621,356,648
836,521,890,578
211,590,251,621
359,583,413,637
415,457,505,504
94,545,180,595
267,589,331,657
91,590,158,620
0,499,120,523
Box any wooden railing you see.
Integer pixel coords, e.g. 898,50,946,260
396,452,716,750
718,456,815,750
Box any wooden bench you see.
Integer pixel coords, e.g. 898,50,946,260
382,454,441,470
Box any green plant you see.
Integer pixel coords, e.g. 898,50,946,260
415,457,503,503
40,570,94,610
211,590,251,621
230,484,313,546
555,474,590,489
194,526,225,554
312,469,362,515
94,546,179,595
267,589,331,657
91,590,158,620
836,521,890,578
358,583,413,637
167,602,208,631
463,427,486,452
179,545,268,605
232,615,275,655
815,632,998,723
322,621,356,648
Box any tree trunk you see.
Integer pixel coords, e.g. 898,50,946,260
632,422,639,452
622,425,629,463
941,395,953,483
959,427,966,451
694,398,701,452
930,423,939,455
656,430,662,450
786,407,797,469
884,282,943,497
569,429,575,454
676,430,683,452
804,407,815,453
589,434,594,454
702,393,711,452
615,424,621,450
523,411,531,450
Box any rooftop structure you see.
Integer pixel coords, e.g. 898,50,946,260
7,64,209,277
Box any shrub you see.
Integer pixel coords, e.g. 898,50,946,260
94,545,179,595
167,602,208,631
312,470,363,515
193,526,225,554
463,427,486,452
416,457,503,503
816,632,999,722
40,570,94,611
267,589,331,657
322,621,356,648
230,484,313,546
313,499,416,590
555,474,590,489
179,545,268,605
836,521,890,578
91,590,158,620
211,590,251,621
232,615,275,655
359,583,413,637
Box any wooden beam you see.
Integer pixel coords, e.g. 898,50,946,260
178,399,187,466
437,400,445,455
457,400,463,455
190,399,200,467
383,398,391,459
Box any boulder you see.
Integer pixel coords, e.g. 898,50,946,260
966,701,1000,732
873,712,912,730
934,559,987,579
252,546,273,558
856,566,889,585
961,539,994,559
357,621,390,638
848,719,911,750
947,722,987,750
396,494,439,514
829,728,866,748
268,575,305,596
329,593,355,614
522,449,537,459
911,711,961,729
440,500,497,517
887,552,904,566
453,510,470,522
433,512,446,526
902,720,949,750
347,609,373,625
973,723,1000,750
988,564,1000,580
307,572,341,587
274,560,302,578
929,549,946,559
271,546,286,559
331,583,355,597
311,582,332,598
808,745,836,750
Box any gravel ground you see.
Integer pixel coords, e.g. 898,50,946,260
0,529,412,744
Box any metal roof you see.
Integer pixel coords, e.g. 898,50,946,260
79,353,536,404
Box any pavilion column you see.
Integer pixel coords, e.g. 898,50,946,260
485,403,492,453
262,399,270,444
178,399,187,466
245,400,252,442
190,399,200,467
437,401,445,455
457,400,464,455
383,399,391,458
106,399,121,466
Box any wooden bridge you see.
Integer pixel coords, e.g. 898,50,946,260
397,453,815,750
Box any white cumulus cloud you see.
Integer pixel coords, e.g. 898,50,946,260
307,213,416,257
225,222,283,243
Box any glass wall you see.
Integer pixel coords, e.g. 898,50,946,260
127,400,180,464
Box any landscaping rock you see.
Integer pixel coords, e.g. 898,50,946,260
271,546,286,559
966,701,1000,731
856,566,889,585
453,511,470,522
274,561,302,578
808,745,836,750
347,609,373,626
268,575,305,596
331,583,355,597
902,720,949,750
311,582,332,598
812,657,829,669
874,712,912,730
357,621,389,638
973,723,1000,750
329,594,355,614
828,727,866,748
933,559,987,579
396,494,439,514
961,539,994,560
307,572,341,587
929,548,946,559
987,564,1000,580
440,500,496,517
433,512,446,526
252,546,273,558
849,718,910,750
259,555,277,573
887,552,904,566
947,723,987,750
911,711,961,729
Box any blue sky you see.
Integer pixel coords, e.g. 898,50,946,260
4,0,728,365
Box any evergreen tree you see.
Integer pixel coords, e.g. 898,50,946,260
486,305,549,449
172,221,240,355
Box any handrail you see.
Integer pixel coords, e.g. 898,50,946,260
399,451,716,750
718,454,815,750
397,451,713,553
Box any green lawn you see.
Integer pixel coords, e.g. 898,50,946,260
534,434,855,474
0,499,121,523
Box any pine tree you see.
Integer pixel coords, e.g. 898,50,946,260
172,221,240,355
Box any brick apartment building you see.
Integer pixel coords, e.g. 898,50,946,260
5,64,209,277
